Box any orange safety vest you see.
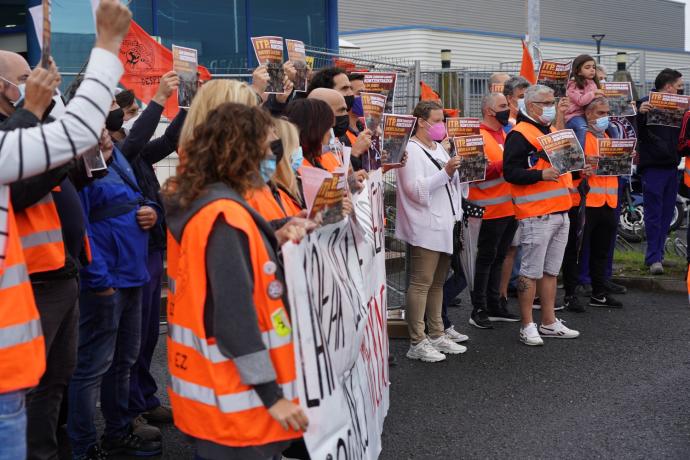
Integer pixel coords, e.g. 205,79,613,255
245,186,289,221
277,189,303,217
345,130,358,147
509,122,573,219
15,189,65,274
684,157,690,188
167,196,300,447
583,132,619,209
0,203,46,393
468,129,514,219
570,176,582,208
301,151,341,173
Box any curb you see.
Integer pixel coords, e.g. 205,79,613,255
612,276,686,294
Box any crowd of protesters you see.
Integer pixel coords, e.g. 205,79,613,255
0,2,689,459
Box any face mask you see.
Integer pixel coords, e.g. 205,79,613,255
0,77,24,106
270,139,284,162
259,157,277,183
122,112,140,132
344,95,355,112
105,107,125,131
425,120,447,141
290,146,304,172
538,106,556,125
333,114,350,138
323,128,336,153
495,109,511,126
517,98,526,114
594,116,609,132
351,96,364,117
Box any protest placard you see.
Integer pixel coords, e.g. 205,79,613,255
284,170,389,460
595,138,636,176
286,39,308,92
601,82,636,117
490,83,504,94
300,166,346,224
172,45,198,108
251,36,285,93
647,92,690,128
453,135,488,183
362,93,387,171
382,114,416,166
537,60,572,97
537,129,585,173
446,117,480,138
363,73,397,113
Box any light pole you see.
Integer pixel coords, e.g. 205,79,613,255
592,34,606,62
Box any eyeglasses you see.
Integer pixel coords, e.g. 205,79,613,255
532,101,556,107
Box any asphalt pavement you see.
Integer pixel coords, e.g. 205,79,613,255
125,287,690,460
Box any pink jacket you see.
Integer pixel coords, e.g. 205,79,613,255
565,79,598,121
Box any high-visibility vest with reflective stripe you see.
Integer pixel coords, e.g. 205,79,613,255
15,190,65,274
0,203,45,393
570,177,582,208
167,199,301,447
468,129,514,219
584,132,619,208
509,122,573,219
684,157,690,188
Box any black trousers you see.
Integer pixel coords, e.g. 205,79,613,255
563,205,617,296
471,216,518,311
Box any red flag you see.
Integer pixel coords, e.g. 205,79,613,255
420,81,441,102
118,20,211,120
520,40,537,84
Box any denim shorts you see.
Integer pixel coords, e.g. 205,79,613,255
519,212,570,279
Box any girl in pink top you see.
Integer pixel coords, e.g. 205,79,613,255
565,54,605,147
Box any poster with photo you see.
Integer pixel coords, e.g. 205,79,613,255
363,73,397,113
251,36,285,94
361,92,387,171
595,138,636,176
285,39,308,92
446,117,480,138
382,114,416,166
301,167,346,225
453,135,488,183
537,60,573,98
601,82,636,117
537,129,585,173
647,92,690,128
172,45,199,108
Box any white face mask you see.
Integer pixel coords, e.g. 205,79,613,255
517,98,526,114
0,76,25,106
539,106,557,125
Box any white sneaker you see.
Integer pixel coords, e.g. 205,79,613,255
406,339,446,362
539,319,580,339
430,335,467,354
444,326,469,343
519,323,544,346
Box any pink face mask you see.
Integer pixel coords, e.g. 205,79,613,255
424,120,447,141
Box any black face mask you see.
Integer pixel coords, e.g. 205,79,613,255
495,109,511,126
333,114,350,137
105,107,124,131
344,95,355,112
270,139,284,163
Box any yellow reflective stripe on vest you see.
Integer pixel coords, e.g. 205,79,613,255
169,323,292,364
170,375,297,413
0,318,42,350
470,177,505,191
0,263,29,290
472,195,513,207
588,187,618,195
20,228,63,250
513,187,570,205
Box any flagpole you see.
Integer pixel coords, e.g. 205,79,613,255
527,0,540,69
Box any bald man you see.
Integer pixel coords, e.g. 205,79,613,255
308,87,350,138
489,72,511,87
0,50,32,117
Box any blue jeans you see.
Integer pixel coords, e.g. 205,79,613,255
642,168,679,265
0,390,26,460
68,287,143,457
566,116,588,149
129,251,163,416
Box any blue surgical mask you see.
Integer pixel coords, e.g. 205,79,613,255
259,157,277,183
594,116,609,132
539,106,556,125
351,96,364,117
290,146,304,172
517,98,526,114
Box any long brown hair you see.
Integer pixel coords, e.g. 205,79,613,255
164,103,272,209
285,98,334,165
571,54,601,90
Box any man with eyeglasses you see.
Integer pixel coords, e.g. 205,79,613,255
503,84,581,346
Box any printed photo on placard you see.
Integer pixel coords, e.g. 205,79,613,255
595,138,636,176
537,60,573,98
363,73,397,113
601,82,636,117
453,135,488,183
537,129,585,173
286,39,308,92
172,45,199,108
647,92,690,128
446,117,480,138
382,114,416,166
251,36,285,94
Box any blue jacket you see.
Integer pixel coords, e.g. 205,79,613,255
79,147,160,291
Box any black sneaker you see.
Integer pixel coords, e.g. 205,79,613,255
469,309,494,329
449,296,462,308
101,432,162,457
604,280,627,295
74,444,108,460
564,295,586,313
589,294,623,308
575,284,592,297
487,297,520,322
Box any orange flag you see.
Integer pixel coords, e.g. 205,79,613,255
420,81,441,102
118,20,211,120
520,40,537,84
